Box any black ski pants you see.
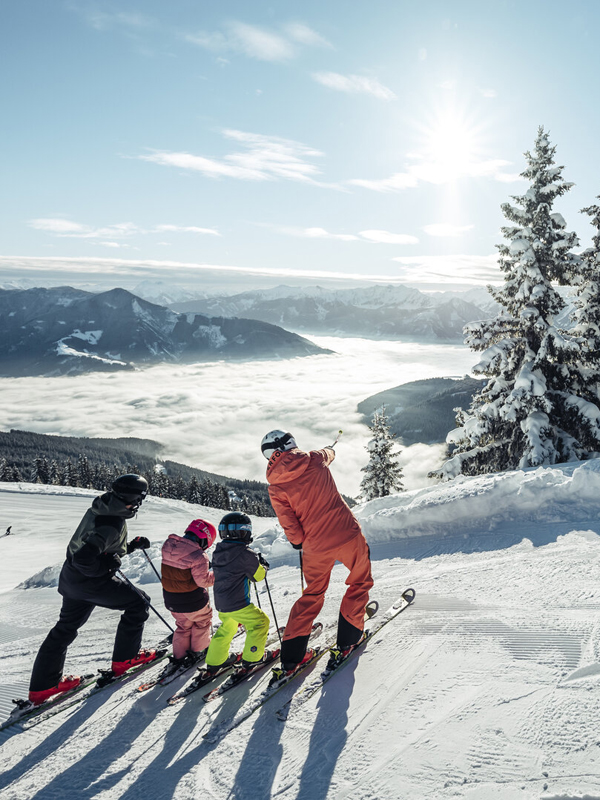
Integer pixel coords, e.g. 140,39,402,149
29,569,150,692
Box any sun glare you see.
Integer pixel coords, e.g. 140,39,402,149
412,105,486,185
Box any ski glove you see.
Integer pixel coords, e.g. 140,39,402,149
127,536,150,553
291,542,303,551
101,552,122,574
258,553,270,570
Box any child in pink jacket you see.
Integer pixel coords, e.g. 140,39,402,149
161,519,216,662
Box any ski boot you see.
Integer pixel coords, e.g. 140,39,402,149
269,648,317,686
28,675,83,706
111,648,160,677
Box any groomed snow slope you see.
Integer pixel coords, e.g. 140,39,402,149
1,462,600,799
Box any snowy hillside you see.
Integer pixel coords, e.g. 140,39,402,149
2,462,600,798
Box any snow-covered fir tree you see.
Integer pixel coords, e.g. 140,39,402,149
436,127,600,479
360,406,404,500
565,199,600,403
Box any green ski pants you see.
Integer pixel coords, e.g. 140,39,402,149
206,603,270,666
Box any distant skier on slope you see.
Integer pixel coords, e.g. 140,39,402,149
262,430,374,675
5,526,11,535
28,474,158,705
161,518,216,665
203,512,274,678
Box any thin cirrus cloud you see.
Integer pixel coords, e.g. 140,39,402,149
185,20,331,62
350,156,522,191
360,229,419,244
423,223,474,237
269,224,418,244
140,129,329,186
29,219,220,239
312,72,396,101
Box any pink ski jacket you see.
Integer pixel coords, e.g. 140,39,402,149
161,534,215,613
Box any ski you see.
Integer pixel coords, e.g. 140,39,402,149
166,625,286,705
276,588,415,721
0,673,98,732
136,650,206,693
202,648,281,703
136,623,247,693
201,621,327,743
1,636,172,733
166,655,242,705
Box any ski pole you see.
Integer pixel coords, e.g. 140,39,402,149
141,548,162,583
263,573,283,647
116,570,175,634
299,550,305,593
254,582,262,609
330,429,343,448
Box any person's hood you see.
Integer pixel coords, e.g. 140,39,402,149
266,448,311,485
91,491,137,519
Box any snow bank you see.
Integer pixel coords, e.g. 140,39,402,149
16,545,164,590
354,458,600,542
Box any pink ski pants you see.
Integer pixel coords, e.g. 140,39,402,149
170,605,213,659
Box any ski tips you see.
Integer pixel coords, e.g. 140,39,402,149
401,588,416,603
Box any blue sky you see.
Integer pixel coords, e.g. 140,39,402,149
2,0,600,292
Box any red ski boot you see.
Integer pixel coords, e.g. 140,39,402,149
29,675,82,706
111,649,159,677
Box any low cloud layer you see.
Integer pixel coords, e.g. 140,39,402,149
6,255,487,291
392,254,501,286
0,337,475,496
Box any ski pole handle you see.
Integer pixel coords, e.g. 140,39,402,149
329,429,343,448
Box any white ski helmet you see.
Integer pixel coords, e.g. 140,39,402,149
261,430,297,460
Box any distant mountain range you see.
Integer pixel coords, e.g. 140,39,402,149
358,376,486,445
168,284,500,340
0,286,330,377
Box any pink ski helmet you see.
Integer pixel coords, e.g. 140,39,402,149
185,519,217,550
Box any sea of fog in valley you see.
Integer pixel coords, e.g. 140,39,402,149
0,335,475,496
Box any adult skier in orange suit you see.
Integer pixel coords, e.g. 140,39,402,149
262,430,373,672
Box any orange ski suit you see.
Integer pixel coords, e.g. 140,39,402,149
267,447,373,662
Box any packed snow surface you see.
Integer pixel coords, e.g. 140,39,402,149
2,463,600,799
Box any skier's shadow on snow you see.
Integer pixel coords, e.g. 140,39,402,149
0,696,103,794
115,686,250,800
294,663,355,800
23,687,176,800
227,695,286,800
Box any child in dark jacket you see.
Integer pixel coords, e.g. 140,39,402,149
161,518,216,663
205,512,272,676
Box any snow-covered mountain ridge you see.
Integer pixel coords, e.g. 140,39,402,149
0,286,329,376
169,283,500,340
2,460,600,799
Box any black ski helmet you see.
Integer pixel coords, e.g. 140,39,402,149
111,474,149,506
218,512,253,543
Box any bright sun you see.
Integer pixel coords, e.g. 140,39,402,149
412,106,486,184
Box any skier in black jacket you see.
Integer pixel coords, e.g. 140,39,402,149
28,474,158,705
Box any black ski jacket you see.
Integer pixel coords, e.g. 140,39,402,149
211,540,265,613
63,492,133,580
